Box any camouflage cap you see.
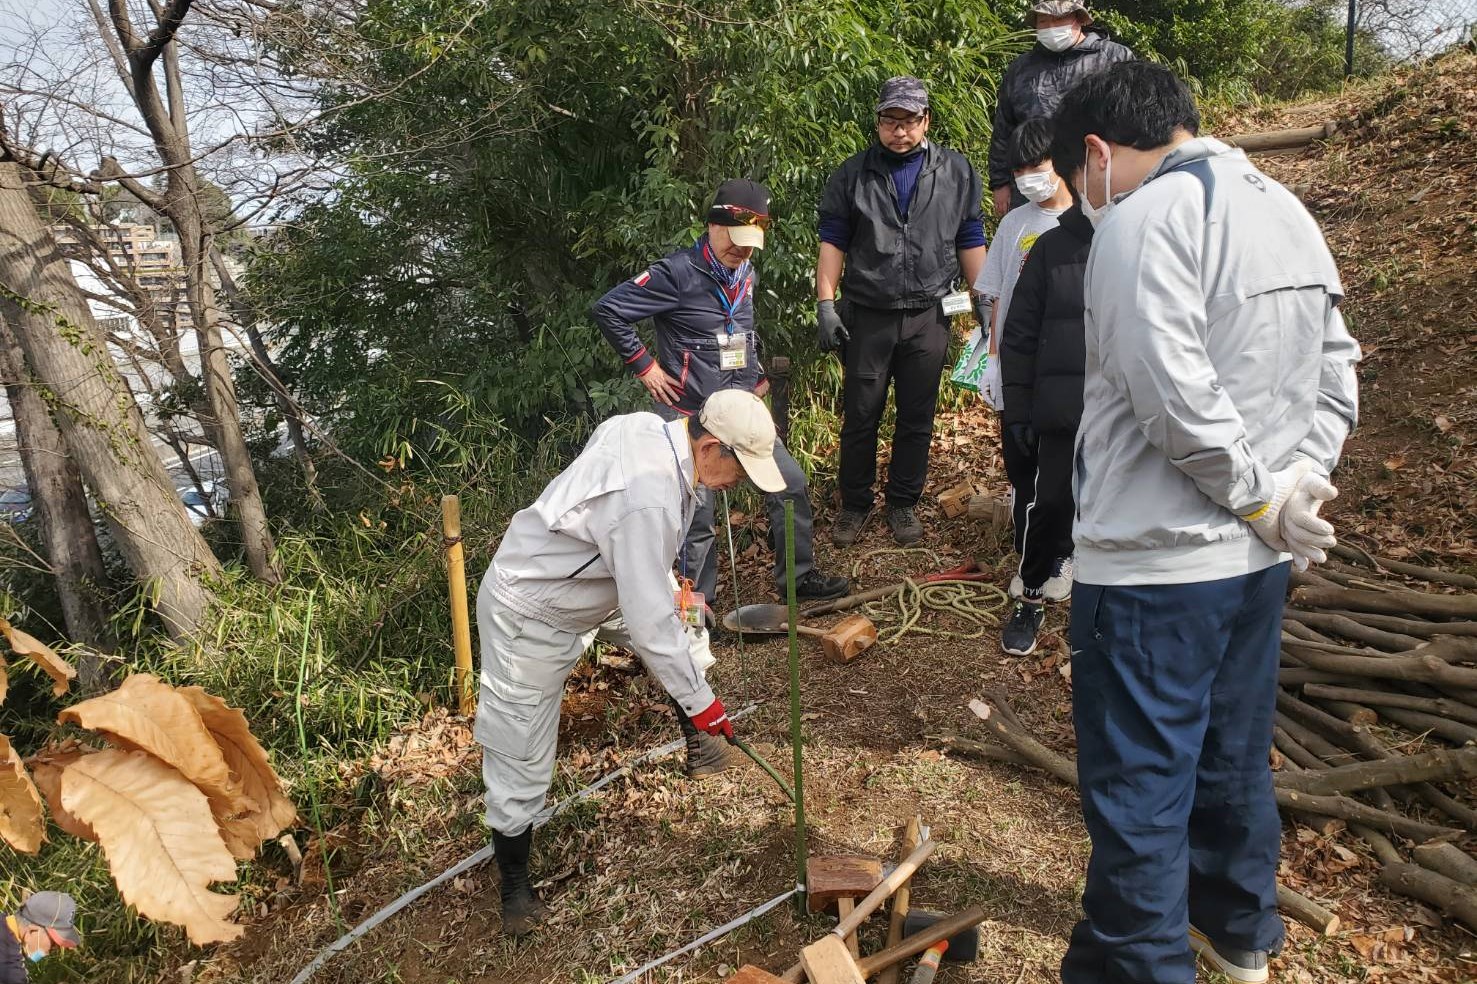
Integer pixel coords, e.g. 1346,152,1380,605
1029,1,1093,26
875,76,929,116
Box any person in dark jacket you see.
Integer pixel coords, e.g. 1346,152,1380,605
996,189,1093,657
988,1,1133,217
593,179,849,607
815,76,988,548
3,892,81,982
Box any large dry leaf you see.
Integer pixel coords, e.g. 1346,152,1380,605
178,687,296,859
26,742,97,842
0,734,45,853
0,618,76,697
59,674,252,816
61,748,243,944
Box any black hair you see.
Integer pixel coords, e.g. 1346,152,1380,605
1008,117,1055,172
1049,61,1201,179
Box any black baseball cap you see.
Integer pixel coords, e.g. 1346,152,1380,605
707,179,771,249
876,76,929,115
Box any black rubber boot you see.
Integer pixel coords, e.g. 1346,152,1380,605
673,699,746,778
491,828,547,937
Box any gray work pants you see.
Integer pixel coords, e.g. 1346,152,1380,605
655,403,815,601
475,590,712,836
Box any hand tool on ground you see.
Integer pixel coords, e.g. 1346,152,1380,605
728,736,796,803
723,605,879,663
780,838,938,982
918,558,993,583
908,941,948,984
878,816,923,984
806,856,883,957
902,909,981,962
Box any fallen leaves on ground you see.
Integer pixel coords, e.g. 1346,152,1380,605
0,618,76,697
0,734,44,853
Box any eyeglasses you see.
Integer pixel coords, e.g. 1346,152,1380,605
877,113,926,132
712,205,772,230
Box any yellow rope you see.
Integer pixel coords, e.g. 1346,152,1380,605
863,577,1012,645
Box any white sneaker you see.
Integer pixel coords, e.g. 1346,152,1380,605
1189,925,1270,984
1043,556,1074,602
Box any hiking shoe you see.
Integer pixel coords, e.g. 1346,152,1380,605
831,508,872,547
1043,556,1074,602
1001,601,1045,656
887,505,924,545
793,570,850,601
1189,926,1270,984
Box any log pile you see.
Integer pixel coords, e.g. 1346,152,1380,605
942,543,1477,936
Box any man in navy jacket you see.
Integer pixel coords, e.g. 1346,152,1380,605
593,180,848,608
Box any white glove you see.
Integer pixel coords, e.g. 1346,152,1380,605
980,358,1004,411
1281,472,1339,571
1242,458,1316,552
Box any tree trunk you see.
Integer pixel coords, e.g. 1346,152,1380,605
0,316,116,688
0,160,219,639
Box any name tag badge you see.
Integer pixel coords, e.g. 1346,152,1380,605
718,332,748,371
675,588,706,627
941,291,972,317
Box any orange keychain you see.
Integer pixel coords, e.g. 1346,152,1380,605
674,577,705,628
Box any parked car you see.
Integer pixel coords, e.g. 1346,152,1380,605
0,488,33,524
179,481,227,525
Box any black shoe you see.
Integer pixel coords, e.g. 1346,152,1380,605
1001,601,1045,656
887,505,924,545
793,570,850,601
673,698,746,778
831,507,872,547
491,828,548,937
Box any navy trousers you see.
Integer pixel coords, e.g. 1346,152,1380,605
1062,564,1290,984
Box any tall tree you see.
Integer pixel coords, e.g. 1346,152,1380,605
0,159,219,639
0,314,116,688
88,0,281,583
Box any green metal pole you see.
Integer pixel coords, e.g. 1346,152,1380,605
785,500,808,911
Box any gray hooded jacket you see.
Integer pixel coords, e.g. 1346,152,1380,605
1074,138,1361,586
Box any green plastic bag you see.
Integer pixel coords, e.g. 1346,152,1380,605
950,325,989,392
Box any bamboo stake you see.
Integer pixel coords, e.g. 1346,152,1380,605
785,501,808,913
441,494,475,715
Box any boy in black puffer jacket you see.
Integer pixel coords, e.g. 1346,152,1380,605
996,182,1094,656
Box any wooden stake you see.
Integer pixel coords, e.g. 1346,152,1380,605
878,816,922,984
441,494,475,715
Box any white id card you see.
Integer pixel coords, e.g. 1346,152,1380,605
941,291,972,317
718,332,748,370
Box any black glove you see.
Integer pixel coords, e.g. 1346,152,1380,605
1006,422,1037,459
816,300,850,352
972,294,991,329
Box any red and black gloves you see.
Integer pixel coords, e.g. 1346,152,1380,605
689,698,733,738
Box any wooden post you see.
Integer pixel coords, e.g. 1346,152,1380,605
442,494,475,715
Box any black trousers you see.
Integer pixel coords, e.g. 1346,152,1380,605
838,301,950,511
1001,429,1076,592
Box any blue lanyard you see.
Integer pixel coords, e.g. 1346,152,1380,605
661,423,693,582
713,284,745,337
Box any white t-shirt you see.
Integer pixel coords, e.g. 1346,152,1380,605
974,203,1067,349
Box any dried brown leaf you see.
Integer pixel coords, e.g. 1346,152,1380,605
27,743,97,842
0,652,7,706
61,748,242,944
0,734,44,853
59,674,252,816
177,687,296,860
0,619,76,697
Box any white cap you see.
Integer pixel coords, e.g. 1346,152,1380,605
697,390,786,493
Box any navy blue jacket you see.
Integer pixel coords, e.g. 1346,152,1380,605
0,917,25,984
591,241,763,416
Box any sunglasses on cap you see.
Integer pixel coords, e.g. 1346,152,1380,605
709,204,772,231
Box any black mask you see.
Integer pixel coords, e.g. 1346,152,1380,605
878,141,925,164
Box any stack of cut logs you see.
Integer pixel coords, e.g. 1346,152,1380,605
943,541,1477,936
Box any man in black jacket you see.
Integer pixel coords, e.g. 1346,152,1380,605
988,2,1132,216
996,187,1093,656
816,77,988,548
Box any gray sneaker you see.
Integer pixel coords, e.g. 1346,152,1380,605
887,505,924,545
1189,926,1270,984
831,508,872,547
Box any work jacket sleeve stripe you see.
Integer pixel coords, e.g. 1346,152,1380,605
591,260,683,377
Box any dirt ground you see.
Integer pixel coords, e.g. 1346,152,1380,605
205,53,1477,984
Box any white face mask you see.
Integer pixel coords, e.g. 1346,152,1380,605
1015,170,1060,204
1077,144,1114,228
1037,26,1078,52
